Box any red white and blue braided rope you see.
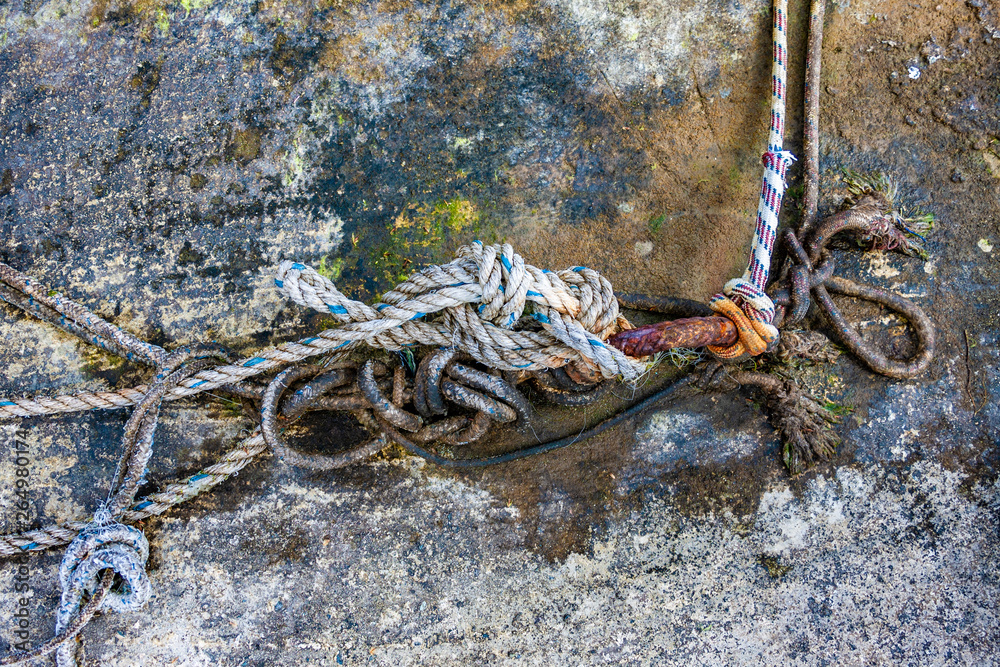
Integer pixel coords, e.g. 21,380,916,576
717,0,795,327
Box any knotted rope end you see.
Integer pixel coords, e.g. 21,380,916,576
706,294,779,360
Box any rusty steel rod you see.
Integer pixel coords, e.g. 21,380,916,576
607,316,738,357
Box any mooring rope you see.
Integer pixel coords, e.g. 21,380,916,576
273,241,644,379
0,237,666,666
0,0,939,661
0,241,649,422
710,0,792,359
0,1,802,425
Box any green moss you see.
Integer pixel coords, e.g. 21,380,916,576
89,0,214,37
822,401,853,417
648,212,666,235
153,7,170,35
180,0,214,17
317,256,345,282
370,196,493,289
80,347,130,387
728,164,741,188
280,128,310,188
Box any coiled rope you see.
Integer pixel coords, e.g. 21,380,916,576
0,241,647,424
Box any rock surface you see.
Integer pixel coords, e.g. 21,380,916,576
1,0,998,665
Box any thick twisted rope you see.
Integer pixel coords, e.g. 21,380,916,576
711,0,793,358
275,241,642,379
0,241,648,556
0,243,645,421
0,263,167,366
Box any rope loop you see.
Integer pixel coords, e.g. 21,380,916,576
770,207,936,379
706,295,779,360
722,277,777,323
54,519,150,666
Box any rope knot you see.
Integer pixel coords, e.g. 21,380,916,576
275,243,646,381
465,241,530,328
58,520,151,615
723,277,776,322
706,294,779,359
55,520,150,665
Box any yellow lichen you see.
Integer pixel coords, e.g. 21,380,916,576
390,197,480,247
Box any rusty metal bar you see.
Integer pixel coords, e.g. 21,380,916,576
607,316,738,357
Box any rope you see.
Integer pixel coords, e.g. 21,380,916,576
0,430,267,556
0,572,113,666
275,241,644,380
0,0,915,661
54,517,151,667
0,238,652,556
0,263,167,366
801,0,827,238
0,242,646,421
712,0,793,358
30,347,225,665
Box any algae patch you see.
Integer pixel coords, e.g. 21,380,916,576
364,196,496,290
